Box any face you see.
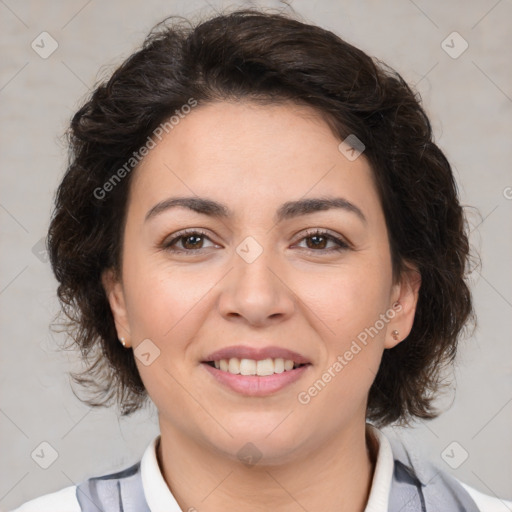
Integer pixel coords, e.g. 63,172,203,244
103,101,419,463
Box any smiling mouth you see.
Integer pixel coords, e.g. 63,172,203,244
203,358,311,377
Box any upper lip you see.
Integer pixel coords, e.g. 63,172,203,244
203,345,311,365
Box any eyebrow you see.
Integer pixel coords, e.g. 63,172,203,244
144,196,367,224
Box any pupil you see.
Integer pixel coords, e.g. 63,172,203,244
308,235,326,249
184,235,202,249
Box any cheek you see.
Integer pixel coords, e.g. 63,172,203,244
293,267,389,421
302,262,391,390
121,251,210,344
305,263,391,339
121,255,212,407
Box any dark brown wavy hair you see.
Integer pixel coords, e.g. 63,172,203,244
47,8,475,427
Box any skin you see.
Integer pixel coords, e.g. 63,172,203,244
102,101,421,512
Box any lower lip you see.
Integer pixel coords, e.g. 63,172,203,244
201,363,311,397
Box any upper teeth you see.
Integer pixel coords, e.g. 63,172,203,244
213,358,299,376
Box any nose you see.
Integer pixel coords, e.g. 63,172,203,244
217,245,296,327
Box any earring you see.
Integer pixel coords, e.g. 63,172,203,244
391,330,399,341
120,337,126,347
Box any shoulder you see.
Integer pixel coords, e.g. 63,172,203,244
384,428,512,512
456,480,512,512
10,437,158,512
9,485,80,512
10,462,142,512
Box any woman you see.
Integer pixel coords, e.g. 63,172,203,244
12,8,511,512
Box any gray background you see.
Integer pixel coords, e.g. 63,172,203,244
1,0,511,510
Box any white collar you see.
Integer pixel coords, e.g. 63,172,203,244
364,424,395,511
140,423,394,512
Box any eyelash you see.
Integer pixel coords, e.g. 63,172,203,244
161,228,350,255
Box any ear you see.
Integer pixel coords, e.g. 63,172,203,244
101,267,131,347
385,263,422,349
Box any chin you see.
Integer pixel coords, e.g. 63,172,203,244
206,419,307,462
213,436,305,468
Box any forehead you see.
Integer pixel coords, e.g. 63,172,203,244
128,101,380,222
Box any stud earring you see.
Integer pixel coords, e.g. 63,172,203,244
120,337,126,347
391,330,399,341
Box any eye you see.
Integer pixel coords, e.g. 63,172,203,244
162,229,217,253
160,228,351,255
293,229,350,253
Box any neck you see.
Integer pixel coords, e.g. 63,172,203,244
156,420,377,512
